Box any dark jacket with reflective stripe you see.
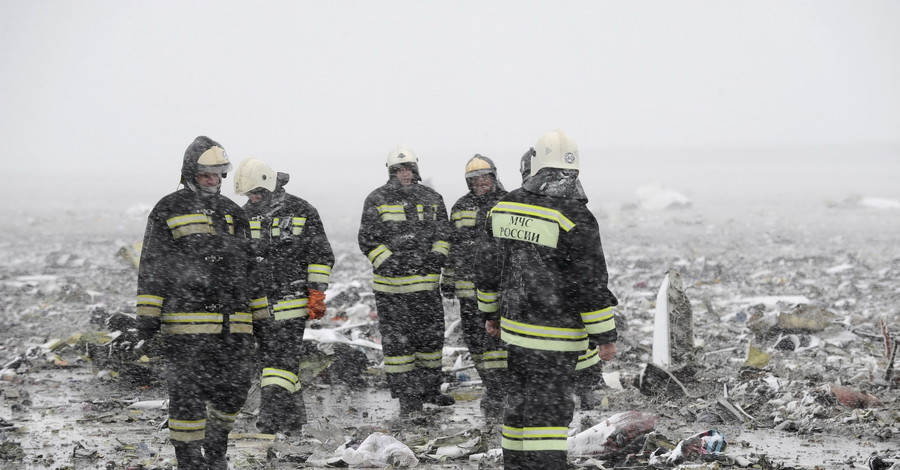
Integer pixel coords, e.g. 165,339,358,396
475,187,618,351
358,178,451,292
244,190,335,298
136,188,269,336
448,188,508,296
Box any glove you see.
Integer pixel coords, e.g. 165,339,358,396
308,290,327,320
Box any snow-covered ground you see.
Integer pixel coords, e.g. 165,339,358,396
1,196,898,469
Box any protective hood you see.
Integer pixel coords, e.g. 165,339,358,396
522,167,587,202
181,136,232,196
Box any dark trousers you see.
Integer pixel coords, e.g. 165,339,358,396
163,334,254,469
458,297,507,406
375,290,445,402
502,345,579,470
256,316,308,432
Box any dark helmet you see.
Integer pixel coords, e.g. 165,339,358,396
181,136,232,186
464,154,505,192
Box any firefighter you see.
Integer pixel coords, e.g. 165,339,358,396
445,154,509,420
475,130,618,470
518,151,607,411
233,157,335,435
358,145,455,417
136,136,270,470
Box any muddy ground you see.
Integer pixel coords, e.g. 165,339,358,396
1,202,898,469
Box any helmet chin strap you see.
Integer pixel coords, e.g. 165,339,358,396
186,180,222,198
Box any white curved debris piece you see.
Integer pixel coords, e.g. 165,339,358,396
341,432,419,467
127,399,168,410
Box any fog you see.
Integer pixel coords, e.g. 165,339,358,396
1,1,898,234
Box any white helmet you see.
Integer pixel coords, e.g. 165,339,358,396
234,157,277,195
386,145,419,168
531,129,579,176
386,145,421,181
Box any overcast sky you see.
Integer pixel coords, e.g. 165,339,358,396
1,1,898,226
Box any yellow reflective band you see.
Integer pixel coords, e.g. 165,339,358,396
162,313,223,323
377,205,406,222
477,289,501,312
483,349,509,370
207,406,238,428
160,312,224,334
291,217,307,235
492,201,575,231
249,297,269,310
307,264,332,283
416,204,425,221
452,210,476,221
582,307,616,334
169,418,206,442
170,223,214,239
431,240,450,256
270,217,281,237
137,294,163,307
253,309,270,321
501,426,569,452
229,312,253,333
166,213,210,229
249,220,262,239
415,350,443,369
492,213,560,248
576,347,601,370
367,244,393,269
500,318,588,352
225,214,234,235
136,306,161,318
273,299,308,320
262,367,299,384
384,355,416,374
455,280,475,298
261,375,299,392
372,274,440,294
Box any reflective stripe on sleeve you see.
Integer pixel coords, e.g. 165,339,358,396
307,264,332,284
367,245,393,269
452,210,477,228
581,307,615,335
576,347,601,370
431,240,450,256
477,289,501,313
273,298,309,320
482,349,508,370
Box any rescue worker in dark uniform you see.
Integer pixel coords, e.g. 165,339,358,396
445,155,509,420
233,157,335,435
358,145,456,417
136,136,270,470
475,130,618,470
518,152,607,411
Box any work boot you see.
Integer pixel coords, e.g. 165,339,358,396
423,392,455,406
398,396,423,418
173,442,206,470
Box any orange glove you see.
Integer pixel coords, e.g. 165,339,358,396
308,290,327,320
